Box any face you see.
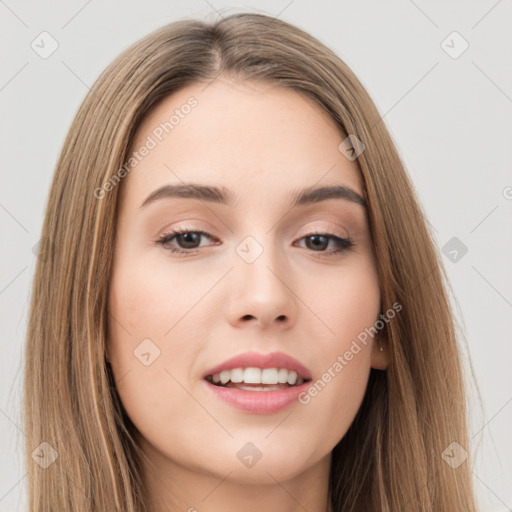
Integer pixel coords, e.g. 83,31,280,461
107,76,389,486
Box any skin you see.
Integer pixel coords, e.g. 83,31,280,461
107,76,390,512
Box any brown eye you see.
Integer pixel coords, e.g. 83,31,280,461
298,233,354,255
173,232,202,249
156,230,216,254
156,230,354,257
305,234,329,251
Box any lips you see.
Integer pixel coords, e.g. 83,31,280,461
206,367,305,387
202,351,313,383
202,352,313,413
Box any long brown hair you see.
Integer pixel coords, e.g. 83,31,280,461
24,12,479,511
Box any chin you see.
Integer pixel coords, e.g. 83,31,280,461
199,437,327,484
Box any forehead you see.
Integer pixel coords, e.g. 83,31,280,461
123,77,363,207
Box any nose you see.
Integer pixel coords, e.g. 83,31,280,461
224,240,298,330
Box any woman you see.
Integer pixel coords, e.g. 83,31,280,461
24,12,478,511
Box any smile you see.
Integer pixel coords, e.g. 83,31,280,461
205,367,306,389
202,351,313,413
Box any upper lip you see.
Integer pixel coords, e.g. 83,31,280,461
203,351,312,380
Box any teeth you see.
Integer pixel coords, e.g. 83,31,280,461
277,368,288,383
208,367,306,386
262,368,279,384
244,368,261,384
230,368,244,383
287,370,298,385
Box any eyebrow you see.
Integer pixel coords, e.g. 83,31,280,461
139,183,367,209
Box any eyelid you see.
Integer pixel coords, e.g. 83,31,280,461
155,225,355,258
155,222,350,243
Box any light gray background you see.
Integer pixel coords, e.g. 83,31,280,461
1,1,511,510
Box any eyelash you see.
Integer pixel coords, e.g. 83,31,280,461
155,228,355,257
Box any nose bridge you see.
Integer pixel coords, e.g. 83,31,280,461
236,232,286,292
227,231,297,326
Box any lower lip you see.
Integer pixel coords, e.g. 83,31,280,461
204,379,310,414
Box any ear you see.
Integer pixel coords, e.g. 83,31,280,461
370,332,390,370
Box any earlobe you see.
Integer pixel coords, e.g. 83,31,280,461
370,335,390,370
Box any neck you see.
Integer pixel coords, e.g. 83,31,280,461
138,438,332,512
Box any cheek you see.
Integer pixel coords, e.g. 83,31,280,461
108,252,218,352
106,274,199,458
304,253,381,344
293,255,379,441
296,310,376,454
109,258,184,336
298,347,371,454
106,254,218,448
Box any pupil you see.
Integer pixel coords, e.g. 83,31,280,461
179,233,199,248
308,235,327,250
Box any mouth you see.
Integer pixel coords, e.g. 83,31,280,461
202,351,313,413
204,367,310,391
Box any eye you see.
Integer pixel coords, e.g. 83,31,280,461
294,232,354,256
156,229,217,254
156,229,354,257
